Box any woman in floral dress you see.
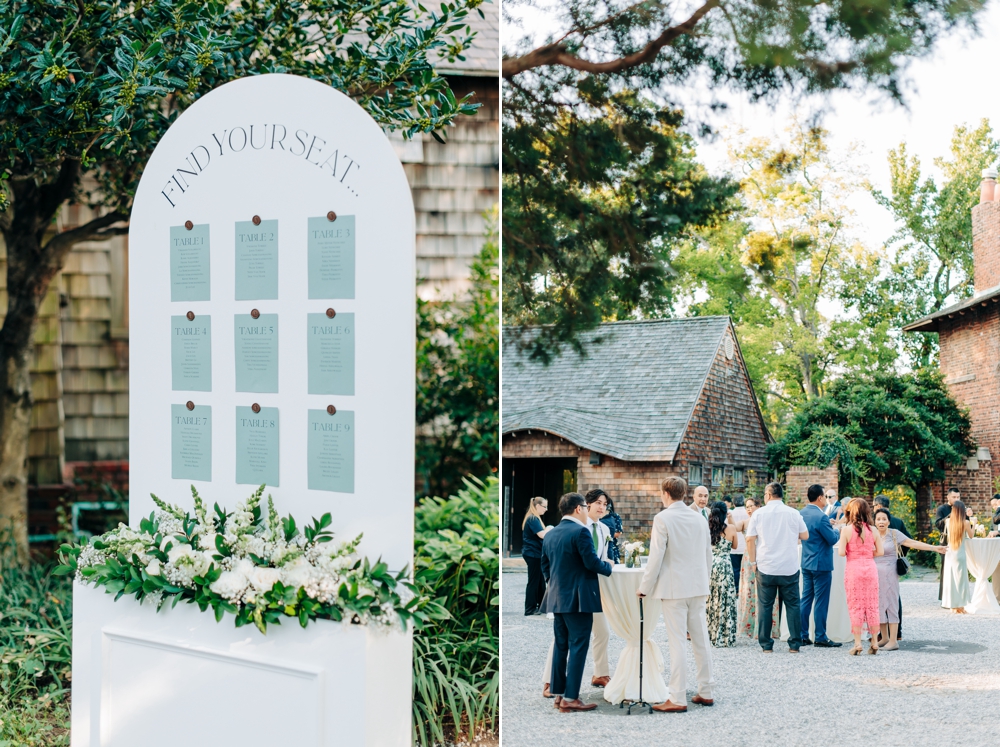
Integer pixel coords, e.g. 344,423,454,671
707,501,739,647
599,495,624,563
737,498,779,639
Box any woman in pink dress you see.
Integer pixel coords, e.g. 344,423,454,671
837,499,884,655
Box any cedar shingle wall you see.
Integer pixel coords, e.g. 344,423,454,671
0,239,66,484
407,75,498,298
675,327,770,487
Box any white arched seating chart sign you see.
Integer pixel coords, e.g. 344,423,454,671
71,74,414,747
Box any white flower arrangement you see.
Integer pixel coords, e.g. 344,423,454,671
56,485,426,633
623,541,645,567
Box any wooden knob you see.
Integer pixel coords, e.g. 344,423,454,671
325,308,336,319
251,403,261,414
250,309,260,319
327,405,337,415
252,215,261,226
184,220,193,230
186,401,195,411
326,211,337,222
186,311,195,321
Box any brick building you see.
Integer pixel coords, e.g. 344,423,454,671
501,317,772,556
903,167,1000,524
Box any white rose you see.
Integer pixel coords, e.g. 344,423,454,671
210,570,249,598
280,557,313,589
233,558,256,577
246,566,282,593
146,559,161,576
198,533,218,551
167,543,194,563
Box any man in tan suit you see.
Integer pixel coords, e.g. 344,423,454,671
637,476,714,713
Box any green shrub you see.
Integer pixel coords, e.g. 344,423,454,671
412,476,499,746
0,534,73,747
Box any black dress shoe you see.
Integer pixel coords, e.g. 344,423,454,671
814,639,843,648
800,638,813,646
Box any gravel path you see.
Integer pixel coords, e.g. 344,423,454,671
501,571,1000,747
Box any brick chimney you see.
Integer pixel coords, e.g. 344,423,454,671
973,167,1000,294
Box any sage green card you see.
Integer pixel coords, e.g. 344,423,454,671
235,406,279,486
235,219,278,300
170,224,210,302
307,409,354,493
234,314,278,392
307,215,355,298
171,404,211,482
171,315,211,391
307,313,354,395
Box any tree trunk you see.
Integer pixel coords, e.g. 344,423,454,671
0,159,120,563
1,216,54,565
915,482,933,537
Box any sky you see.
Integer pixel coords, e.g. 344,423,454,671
504,0,1000,250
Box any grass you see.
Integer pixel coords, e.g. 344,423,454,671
0,548,73,747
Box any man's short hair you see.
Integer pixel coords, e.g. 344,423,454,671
733,494,745,507
765,482,783,500
559,492,587,516
992,493,1000,502
873,495,890,508
947,487,961,496
585,488,609,505
661,476,687,501
806,484,825,503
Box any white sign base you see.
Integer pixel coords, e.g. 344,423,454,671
71,583,412,746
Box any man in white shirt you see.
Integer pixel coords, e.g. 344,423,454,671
746,482,809,653
690,485,710,520
638,476,714,712
542,489,615,694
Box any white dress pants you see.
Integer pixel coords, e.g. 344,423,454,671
542,612,611,682
660,596,714,706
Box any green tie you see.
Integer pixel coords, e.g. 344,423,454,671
592,525,599,554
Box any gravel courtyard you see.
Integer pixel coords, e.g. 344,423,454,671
502,569,1000,747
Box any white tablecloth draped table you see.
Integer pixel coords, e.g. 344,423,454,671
598,566,666,705
779,551,853,643
965,538,1000,615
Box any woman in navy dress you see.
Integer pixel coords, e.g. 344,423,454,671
598,493,623,563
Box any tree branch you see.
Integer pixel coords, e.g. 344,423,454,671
502,0,720,78
43,211,129,263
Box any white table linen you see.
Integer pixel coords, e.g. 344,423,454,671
599,567,666,704
779,550,852,643
965,538,1000,615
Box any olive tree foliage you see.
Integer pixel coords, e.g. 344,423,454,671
0,0,484,562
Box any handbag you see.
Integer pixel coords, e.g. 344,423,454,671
894,531,910,576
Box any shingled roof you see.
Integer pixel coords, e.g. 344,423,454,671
503,317,742,462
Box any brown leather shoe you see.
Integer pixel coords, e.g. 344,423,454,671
652,700,688,713
542,683,553,699
591,676,610,687
554,696,562,709
691,695,714,706
559,698,598,712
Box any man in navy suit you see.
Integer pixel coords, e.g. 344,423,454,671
541,492,613,712
799,484,843,647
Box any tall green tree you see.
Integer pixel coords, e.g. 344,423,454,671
847,120,999,368
502,87,734,361
677,124,888,429
0,0,483,562
768,370,973,528
502,0,988,361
